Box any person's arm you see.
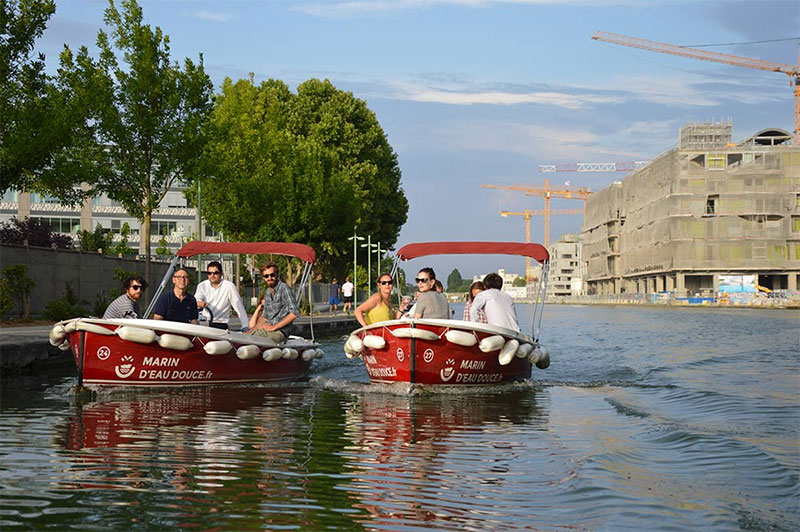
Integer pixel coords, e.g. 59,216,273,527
355,293,379,327
229,284,250,331
261,312,298,332
195,281,207,309
189,296,199,325
470,292,486,321
248,300,264,331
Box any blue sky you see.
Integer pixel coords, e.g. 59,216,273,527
39,0,799,278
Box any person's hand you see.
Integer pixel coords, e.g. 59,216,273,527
197,300,206,309
241,326,249,333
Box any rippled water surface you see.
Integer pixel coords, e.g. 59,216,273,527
1,305,798,530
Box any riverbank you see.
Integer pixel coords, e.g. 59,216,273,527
0,314,357,372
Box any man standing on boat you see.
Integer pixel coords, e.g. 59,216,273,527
153,268,199,324
470,272,520,331
103,275,147,319
249,261,299,343
195,261,249,331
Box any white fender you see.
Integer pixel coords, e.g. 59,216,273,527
479,335,505,353
343,344,357,358
117,325,157,344
204,340,232,355
236,345,261,360
64,321,77,333
282,348,299,360
362,335,386,350
534,346,550,369
301,348,316,361
391,328,439,340
158,333,193,351
314,349,325,359
444,330,477,347
49,325,66,346
517,342,534,358
75,321,115,336
262,347,283,361
347,335,364,352
498,339,519,366
58,340,70,351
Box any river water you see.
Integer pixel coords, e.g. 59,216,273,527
1,305,798,530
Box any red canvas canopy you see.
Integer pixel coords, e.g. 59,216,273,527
396,242,549,263
176,241,316,263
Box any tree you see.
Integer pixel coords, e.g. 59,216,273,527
1,0,102,202
0,216,73,248
198,77,408,280
512,276,527,287
57,0,213,285
446,268,463,291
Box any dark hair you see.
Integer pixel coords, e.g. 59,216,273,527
434,280,444,292
261,261,279,274
483,273,503,290
208,260,222,273
418,267,435,280
377,272,392,283
123,275,147,290
467,281,485,302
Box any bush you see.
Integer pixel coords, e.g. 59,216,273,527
0,217,73,249
41,282,88,321
0,264,36,319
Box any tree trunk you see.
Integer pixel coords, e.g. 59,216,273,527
143,212,152,304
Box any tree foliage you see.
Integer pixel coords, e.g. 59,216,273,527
198,77,408,280
0,264,35,319
446,268,464,291
57,0,213,282
0,216,73,248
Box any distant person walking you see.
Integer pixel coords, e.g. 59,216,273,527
103,275,147,319
341,276,354,314
329,278,340,315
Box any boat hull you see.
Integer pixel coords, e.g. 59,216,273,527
349,319,543,385
55,318,318,388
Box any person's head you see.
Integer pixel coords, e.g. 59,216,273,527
332,278,338,284
467,281,485,302
172,268,190,291
415,267,436,292
345,276,350,282
123,275,147,301
434,280,444,293
206,261,223,285
483,273,503,290
377,273,394,295
261,261,280,288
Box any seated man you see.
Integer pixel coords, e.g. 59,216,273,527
103,275,147,319
153,268,198,324
470,272,520,331
248,261,299,343
195,261,249,331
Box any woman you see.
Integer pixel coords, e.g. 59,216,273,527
355,273,397,327
463,281,488,323
413,267,450,319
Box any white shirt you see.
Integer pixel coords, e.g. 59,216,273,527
342,281,354,297
194,279,249,326
470,288,520,331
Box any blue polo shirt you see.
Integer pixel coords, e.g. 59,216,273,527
153,290,199,323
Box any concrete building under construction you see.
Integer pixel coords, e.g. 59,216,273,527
581,122,800,296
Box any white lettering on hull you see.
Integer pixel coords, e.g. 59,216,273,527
367,366,397,378
137,369,214,380
460,360,486,370
142,356,180,367
455,372,503,384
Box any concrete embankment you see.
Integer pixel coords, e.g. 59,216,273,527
0,314,356,372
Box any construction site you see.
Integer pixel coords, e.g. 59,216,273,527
581,122,799,299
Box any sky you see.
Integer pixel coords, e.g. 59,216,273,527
37,0,799,279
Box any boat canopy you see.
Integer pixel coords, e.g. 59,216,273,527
396,242,549,263
177,241,316,263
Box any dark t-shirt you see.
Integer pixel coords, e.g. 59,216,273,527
153,290,199,323
329,283,340,298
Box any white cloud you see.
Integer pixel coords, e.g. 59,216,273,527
402,89,621,108
186,10,233,23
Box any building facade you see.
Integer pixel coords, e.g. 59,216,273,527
581,123,800,296
546,233,585,298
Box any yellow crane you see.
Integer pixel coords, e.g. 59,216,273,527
592,31,800,144
500,208,581,280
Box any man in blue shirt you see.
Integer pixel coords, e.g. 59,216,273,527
248,261,299,343
153,268,198,324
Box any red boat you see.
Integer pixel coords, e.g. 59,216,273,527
49,241,324,389
345,241,551,386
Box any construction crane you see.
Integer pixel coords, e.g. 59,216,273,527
592,31,800,144
539,161,649,172
500,208,581,280
481,180,591,248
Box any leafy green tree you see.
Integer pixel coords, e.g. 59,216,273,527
512,276,527,287
446,268,463,291
1,0,102,202
57,0,213,284
0,264,35,319
78,223,113,252
109,222,135,255
198,77,407,280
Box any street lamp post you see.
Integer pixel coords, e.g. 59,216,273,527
347,230,364,308
360,235,372,294
368,241,382,286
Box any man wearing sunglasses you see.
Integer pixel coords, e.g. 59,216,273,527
195,261,249,331
248,261,300,343
103,275,148,319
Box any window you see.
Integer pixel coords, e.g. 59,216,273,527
705,195,719,215
1,190,18,202
707,153,725,170
150,220,177,236
31,217,80,234
30,193,60,204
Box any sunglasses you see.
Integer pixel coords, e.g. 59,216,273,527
415,277,431,283
379,280,393,285
130,285,143,291
262,273,278,279
173,275,189,280
207,271,221,275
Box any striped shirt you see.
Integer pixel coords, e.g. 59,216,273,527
103,294,141,319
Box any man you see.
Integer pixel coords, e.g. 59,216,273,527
470,272,520,331
153,268,198,324
195,261,249,331
329,278,340,315
103,275,147,319
248,261,299,343
341,276,354,314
